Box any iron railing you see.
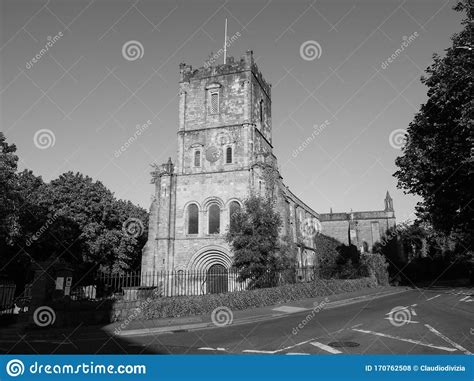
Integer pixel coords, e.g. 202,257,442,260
0,282,16,314
71,267,318,301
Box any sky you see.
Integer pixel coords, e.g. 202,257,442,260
0,0,464,222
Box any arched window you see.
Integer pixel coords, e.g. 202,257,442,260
226,147,232,164
208,204,220,234
187,204,199,234
229,201,241,230
194,150,201,167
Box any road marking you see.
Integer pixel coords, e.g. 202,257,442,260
351,323,363,328
352,328,457,352
310,341,342,354
242,349,277,354
286,353,309,355
424,324,472,355
272,306,307,313
426,294,441,301
198,347,226,352
460,296,473,302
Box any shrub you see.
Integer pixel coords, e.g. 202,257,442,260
360,253,390,286
313,234,341,278
112,277,378,322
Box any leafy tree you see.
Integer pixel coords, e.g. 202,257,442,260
226,195,286,288
0,132,21,249
394,1,473,254
1,133,148,289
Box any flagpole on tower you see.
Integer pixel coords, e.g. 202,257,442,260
223,18,228,64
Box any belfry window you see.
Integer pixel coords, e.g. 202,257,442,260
210,92,219,114
259,100,264,124
187,204,199,234
226,147,232,164
194,150,201,167
208,204,220,234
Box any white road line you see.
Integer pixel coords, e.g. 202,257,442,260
286,353,309,355
352,328,457,352
198,347,226,352
460,296,473,302
410,308,417,316
310,341,342,354
426,294,441,301
424,324,472,355
242,349,277,354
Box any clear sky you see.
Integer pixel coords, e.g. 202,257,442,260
0,0,464,222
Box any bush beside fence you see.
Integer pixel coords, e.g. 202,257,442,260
111,277,378,322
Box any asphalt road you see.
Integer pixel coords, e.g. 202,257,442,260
1,286,473,355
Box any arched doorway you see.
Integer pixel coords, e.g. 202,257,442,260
207,264,228,294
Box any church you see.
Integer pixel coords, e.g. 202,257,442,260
141,50,396,288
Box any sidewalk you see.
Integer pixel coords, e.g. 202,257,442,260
0,286,409,341
107,286,409,337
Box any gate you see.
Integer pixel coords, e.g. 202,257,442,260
207,264,228,294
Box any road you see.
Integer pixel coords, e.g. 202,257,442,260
1,286,472,355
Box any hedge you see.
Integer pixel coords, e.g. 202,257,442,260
112,277,378,322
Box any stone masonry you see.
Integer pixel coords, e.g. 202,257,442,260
141,50,396,289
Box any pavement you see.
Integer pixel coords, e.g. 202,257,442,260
106,285,408,337
0,284,472,354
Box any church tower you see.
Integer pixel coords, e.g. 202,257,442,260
142,50,275,276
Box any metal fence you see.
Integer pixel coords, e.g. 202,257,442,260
71,267,317,300
0,283,16,315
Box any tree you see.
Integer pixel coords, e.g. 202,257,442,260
35,172,148,273
394,1,473,254
0,132,21,249
226,194,286,288
1,132,149,289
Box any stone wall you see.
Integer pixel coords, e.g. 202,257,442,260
320,211,396,250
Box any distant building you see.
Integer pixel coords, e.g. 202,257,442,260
141,51,395,290
319,192,396,253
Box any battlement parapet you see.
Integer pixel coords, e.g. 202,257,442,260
179,50,271,97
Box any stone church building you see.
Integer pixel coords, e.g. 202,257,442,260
141,50,396,287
